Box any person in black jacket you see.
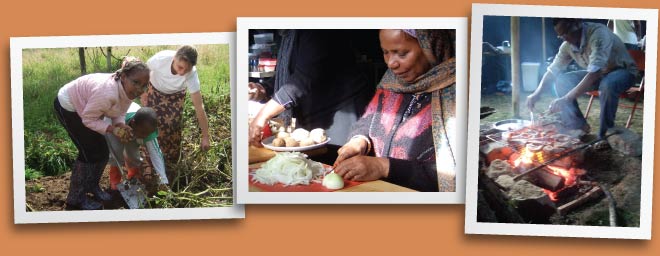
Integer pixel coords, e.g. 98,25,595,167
248,30,373,148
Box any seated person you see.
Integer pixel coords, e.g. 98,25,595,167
106,102,168,191
527,18,638,149
333,29,457,192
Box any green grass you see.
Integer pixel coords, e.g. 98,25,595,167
22,45,233,207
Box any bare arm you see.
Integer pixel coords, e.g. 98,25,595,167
190,91,211,151
526,70,557,111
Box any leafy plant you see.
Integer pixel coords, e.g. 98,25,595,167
24,131,76,176
25,168,43,181
26,184,45,193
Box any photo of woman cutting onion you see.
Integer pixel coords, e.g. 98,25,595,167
239,18,468,203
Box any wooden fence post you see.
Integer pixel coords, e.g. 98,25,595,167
78,47,86,75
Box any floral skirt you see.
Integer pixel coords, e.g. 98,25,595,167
145,85,186,166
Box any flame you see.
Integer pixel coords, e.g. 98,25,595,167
510,147,545,167
546,166,577,187
509,146,582,202
543,189,559,201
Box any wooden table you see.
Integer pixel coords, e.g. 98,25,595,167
248,146,417,192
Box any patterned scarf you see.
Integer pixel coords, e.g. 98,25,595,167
378,29,457,192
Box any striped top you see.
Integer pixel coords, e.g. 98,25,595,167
58,73,132,134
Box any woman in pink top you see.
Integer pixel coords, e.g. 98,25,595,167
54,60,150,210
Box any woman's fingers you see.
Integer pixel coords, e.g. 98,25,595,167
334,157,362,181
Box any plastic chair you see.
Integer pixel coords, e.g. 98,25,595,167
583,49,644,128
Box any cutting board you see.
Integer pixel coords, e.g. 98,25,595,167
248,164,363,192
249,164,417,192
249,146,276,164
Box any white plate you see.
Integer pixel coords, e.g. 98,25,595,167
261,136,331,152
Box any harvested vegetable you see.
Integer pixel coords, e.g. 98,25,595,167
251,152,325,186
291,128,310,142
322,172,344,190
310,128,327,143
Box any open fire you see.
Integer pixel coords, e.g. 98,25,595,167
485,122,589,202
507,146,584,201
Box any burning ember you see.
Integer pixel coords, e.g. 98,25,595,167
508,145,585,201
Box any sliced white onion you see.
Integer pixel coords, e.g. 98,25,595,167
251,152,325,186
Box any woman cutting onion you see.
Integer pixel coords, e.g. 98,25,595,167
333,29,457,192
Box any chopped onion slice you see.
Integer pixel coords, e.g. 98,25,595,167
251,152,325,186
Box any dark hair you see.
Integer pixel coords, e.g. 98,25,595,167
133,107,158,129
552,18,580,27
114,60,149,81
175,45,198,66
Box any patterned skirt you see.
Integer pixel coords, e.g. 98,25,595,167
145,85,186,166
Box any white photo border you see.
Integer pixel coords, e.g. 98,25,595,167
236,17,468,204
465,4,657,239
10,32,245,223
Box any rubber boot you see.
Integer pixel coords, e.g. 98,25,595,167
66,161,102,210
109,165,121,190
65,160,85,209
90,161,112,201
81,161,104,210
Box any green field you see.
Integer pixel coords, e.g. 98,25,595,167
22,45,233,208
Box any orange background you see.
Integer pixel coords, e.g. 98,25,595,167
1,0,659,255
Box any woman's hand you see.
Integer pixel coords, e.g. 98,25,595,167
249,116,269,147
334,156,390,181
200,135,211,151
334,138,368,166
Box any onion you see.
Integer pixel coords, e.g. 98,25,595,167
310,128,327,143
322,172,344,190
291,128,310,142
251,152,325,186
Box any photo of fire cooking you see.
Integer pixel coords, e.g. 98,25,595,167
477,16,646,226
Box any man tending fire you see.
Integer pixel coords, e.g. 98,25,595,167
526,18,638,150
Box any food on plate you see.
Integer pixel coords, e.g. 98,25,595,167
251,152,326,186
310,128,327,143
284,137,299,147
272,137,286,147
291,128,310,142
322,172,345,190
277,131,290,139
267,128,329,148
299,137,315,147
